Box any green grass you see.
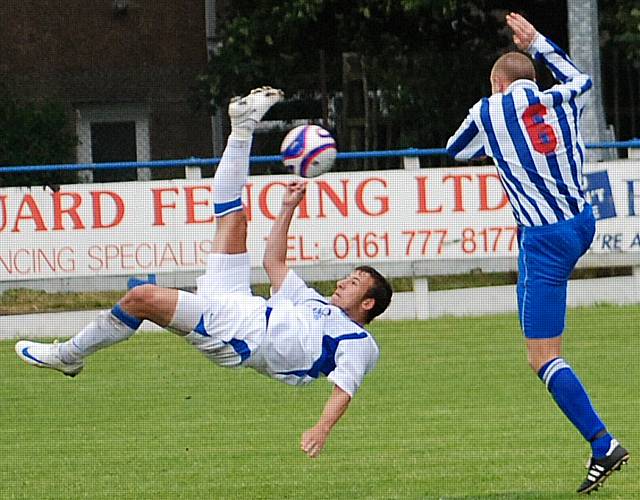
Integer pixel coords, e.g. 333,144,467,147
0,288,125,315
1,305,638,499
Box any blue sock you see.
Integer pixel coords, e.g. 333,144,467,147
591,433,615,459
538,358,611,458
111,303,143,330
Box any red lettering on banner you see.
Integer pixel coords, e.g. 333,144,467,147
178,241,196,266
296,190,310,219
104,244,120,269
135,243,154,268
415,176,443,214
298,236,315,261
152,187,179,226
185,185,215,224
53,192,85,230
120,244,135,269
12,194,47,232
88,245,103,271
14,248,30,273
0,246,76,274
0,195,7,232
478,173,509,211
259,181,288,220
355,178,389,216
85,241,211,271
35,248,55,272
443,174,473,212
36,247,75,272
0,253,10,273
91,191,125,228
159,244,179,267
317,180,349,218
57,247,75,272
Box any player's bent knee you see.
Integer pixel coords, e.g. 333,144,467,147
120,284,158,318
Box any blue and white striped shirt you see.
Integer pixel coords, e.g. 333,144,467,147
446,34,593,227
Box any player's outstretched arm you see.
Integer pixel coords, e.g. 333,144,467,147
507,12,591,97
301,385,351,458
263,181,307,293
446,107,485,161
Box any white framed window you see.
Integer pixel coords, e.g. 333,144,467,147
75,104,150,182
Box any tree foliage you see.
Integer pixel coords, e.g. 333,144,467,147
200,0,512,158
200,0,637,158
601,0,640,64
0,85,76,188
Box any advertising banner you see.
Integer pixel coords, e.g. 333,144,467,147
1,161,638,281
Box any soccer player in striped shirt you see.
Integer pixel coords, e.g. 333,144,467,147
446,13,628,494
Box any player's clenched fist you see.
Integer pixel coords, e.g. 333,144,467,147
282,180,307,209
301,425,329,458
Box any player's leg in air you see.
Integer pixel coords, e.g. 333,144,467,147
178,86,284,364
207,86,285,257
15,87,284,377
516,219,628,494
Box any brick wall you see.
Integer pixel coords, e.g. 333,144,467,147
1,0,212,166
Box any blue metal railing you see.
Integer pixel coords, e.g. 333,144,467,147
1,140,638,175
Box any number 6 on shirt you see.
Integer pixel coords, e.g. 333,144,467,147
522,104,558,154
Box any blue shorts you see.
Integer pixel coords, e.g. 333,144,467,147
517,204,596,339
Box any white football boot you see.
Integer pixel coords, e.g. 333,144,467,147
228,86,284,133
15,340,84,377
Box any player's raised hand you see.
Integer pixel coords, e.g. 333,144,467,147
282,180,307,209
301,425,329,458
506,12,538,51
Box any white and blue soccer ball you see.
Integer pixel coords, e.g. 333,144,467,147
280,124,337,178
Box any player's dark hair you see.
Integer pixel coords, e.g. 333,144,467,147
355,265,393,323
493,51,536,83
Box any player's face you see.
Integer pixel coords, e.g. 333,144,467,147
330,270,375,319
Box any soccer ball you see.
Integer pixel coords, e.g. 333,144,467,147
280,125,337,178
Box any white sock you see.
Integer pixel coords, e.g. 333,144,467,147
58,310,137,363
230,127,253,142
213,137,252,216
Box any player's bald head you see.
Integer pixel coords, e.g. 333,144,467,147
492,52,536,86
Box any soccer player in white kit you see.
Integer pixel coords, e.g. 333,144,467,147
16,87,393,458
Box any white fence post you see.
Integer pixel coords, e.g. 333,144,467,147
402,155,420,170
414,277,430,320
137,167,152,181
185,163,202,180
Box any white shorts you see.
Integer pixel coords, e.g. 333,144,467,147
196,252,252,298
171,253,267,368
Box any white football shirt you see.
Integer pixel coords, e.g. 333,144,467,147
245,270,380,398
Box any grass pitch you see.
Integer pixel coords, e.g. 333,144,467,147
1,304,638,499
